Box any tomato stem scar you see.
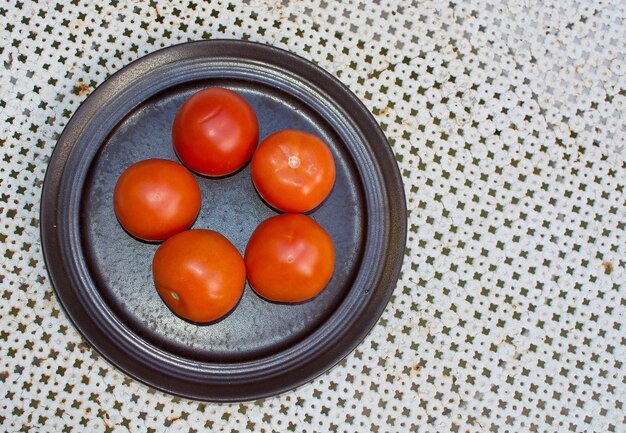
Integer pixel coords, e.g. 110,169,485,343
288,155,301,169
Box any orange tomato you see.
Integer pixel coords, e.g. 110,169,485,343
172,87,259,176
113,159,201,242
251,129,336,212
152,229,246,323
244,214,334,303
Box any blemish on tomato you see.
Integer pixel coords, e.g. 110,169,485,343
198,105,222,123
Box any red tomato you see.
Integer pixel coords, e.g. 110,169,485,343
244,214,334,303
152,229,246,323
113,159,201,242
172,87,259,176
251,129,336,213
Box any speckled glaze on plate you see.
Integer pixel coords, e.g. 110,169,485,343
40,40,406,401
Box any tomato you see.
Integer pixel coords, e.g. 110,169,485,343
244,214,334,303
152,229,246,323
251,129,336,213
172,87,259,176
113,159,201,242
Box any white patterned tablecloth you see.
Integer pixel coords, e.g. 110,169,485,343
1,1,624,432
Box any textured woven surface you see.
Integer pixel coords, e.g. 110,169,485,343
1,0,625,431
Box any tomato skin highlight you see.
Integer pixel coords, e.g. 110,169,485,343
251,129,336,213
152,229,246,323
113,158,201,242
172,87,259,176
244,214,335,303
